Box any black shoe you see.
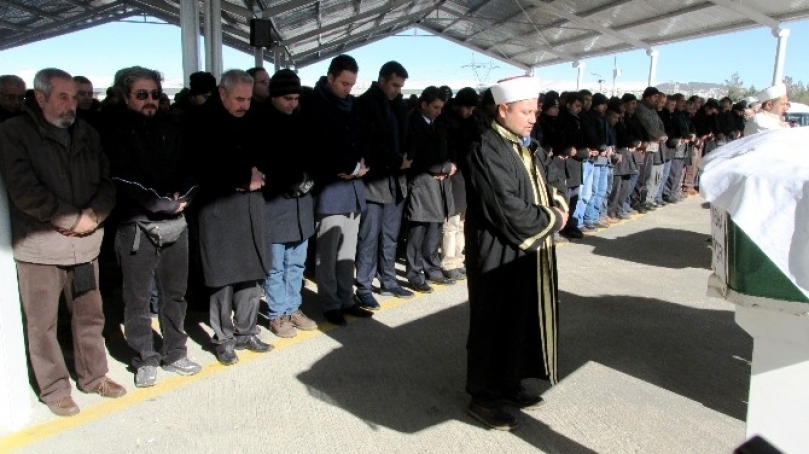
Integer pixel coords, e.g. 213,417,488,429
561,227,583,239
343,303,373,318
443,268,466,281
235,335,273,353
324,309,347,326
459,266,466,275
379,286,414,299
409,281,434,293
354,292,381,310
216,346,239,366
427,275,455,285
501,390,546,410
467,402,519,431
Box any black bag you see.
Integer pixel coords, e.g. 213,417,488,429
135,215,187,250
284,172,315,198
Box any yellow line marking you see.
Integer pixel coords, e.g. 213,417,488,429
0,285,444,453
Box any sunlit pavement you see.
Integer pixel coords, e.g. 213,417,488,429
1,195,750,454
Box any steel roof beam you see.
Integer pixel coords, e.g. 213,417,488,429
0,19,22,30
440,0,495,32
293,4,435,60
280,0,413,47
0,0,62,20
706,0,780,30
526,0,652,51
418,23,529,71
262,0,316,18
0,3,129,49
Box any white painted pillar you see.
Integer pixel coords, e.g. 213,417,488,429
0,175,32,434
274,48,281,73
180,0,200,86
647,49,659,87
736,305,809,453
203,0,223,80
772,28,790,85
254,47,263,68
573,61,584,90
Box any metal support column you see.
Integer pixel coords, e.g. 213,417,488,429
180,0,199,86
647,49,659,87
772,28,790,85
203,0,223,80
274,47,281,72
573,61,584,90
254,47,263,68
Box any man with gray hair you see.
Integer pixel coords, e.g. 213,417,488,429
186,69,273,365
0,68,124,416
0,74,26,122
102,66,201,387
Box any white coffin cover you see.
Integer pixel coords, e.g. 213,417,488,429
700,126,809,300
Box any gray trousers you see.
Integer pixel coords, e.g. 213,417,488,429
646,163,664,205
315,213,361,311
665,158,687,199
16,260,109,403
209,281,260,351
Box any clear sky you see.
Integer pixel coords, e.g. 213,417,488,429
0,15,807,94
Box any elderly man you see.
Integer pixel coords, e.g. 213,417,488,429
464,76,569,431
0,68,125,416
0,74,26,122
187,69,272,365
744,83,788,135
102,66,201,387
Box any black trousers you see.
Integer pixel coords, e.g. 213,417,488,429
115,223,190,368
405,221,442,284
209,281,260,352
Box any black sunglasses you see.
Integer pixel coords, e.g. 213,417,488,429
131,90,161,101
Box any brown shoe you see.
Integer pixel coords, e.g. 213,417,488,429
270,316,298,338
84,376,127,398
600,216,619,224
289,310,317,331
46,396,80,417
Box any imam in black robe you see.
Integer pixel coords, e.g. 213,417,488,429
464,121,568,404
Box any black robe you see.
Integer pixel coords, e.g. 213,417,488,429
464,121,568,403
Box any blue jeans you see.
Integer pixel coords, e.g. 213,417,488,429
264,239,308,319
573,161,595,227
584,164,609,223
355,200,404,295
655,160,672,203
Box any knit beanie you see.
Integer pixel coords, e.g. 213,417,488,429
189,71,216,95
270,69,301,97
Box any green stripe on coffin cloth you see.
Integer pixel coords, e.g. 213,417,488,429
727,218,809,303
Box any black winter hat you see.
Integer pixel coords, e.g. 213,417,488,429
270,69,301,97
642,86,661,99
621,93,637,103
189,71,216,95
454,87,479,107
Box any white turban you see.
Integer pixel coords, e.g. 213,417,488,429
756,83,787,103
491,76,541,105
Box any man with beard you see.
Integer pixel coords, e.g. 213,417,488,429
187,69,273,365
465,76,568,430
103,66,201,387
0,68,125,416
246,67,271,113
745,83,789,135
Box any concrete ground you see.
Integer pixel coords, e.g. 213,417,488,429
0,195,752,454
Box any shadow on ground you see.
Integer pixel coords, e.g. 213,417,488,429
576,227,712,269
296,289,751,451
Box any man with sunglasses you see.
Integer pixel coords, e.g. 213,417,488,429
0,74,26,122
0,68,124,416
101,66,202,387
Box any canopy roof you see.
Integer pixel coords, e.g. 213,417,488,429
1,0,808,70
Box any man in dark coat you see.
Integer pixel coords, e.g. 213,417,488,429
103,66,202,387
0,68,125,416
437,86,482,280
302,54,374,327
403,86,456,293
254,68,318,339
0,74,26,122
187,69,272,365
353,61,414,310
465,76,569,431
550,92,590,238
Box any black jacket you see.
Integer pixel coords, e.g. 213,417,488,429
555,109,589,187
404,112,454,222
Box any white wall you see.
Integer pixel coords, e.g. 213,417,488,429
0,174,31,433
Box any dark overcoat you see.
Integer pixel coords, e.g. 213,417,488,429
404,111,455,223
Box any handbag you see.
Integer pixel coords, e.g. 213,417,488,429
135,215,187,250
